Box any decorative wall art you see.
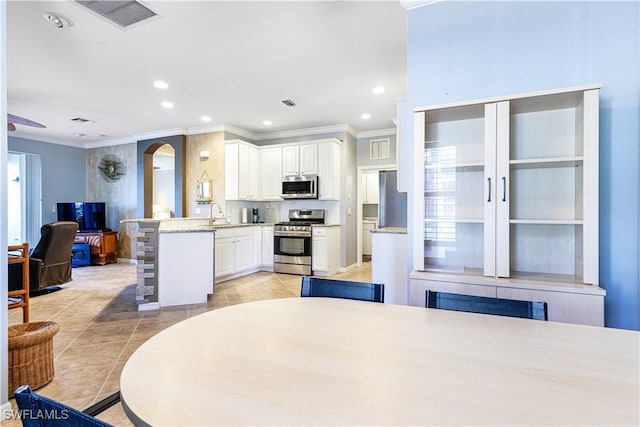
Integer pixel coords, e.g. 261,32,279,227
98,154,126,182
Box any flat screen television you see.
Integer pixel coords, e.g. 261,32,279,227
57,202,108,232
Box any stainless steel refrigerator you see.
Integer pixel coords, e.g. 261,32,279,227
378,170,407,228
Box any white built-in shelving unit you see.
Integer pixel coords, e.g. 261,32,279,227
410,84,605,326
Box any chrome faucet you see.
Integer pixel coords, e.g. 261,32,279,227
209,202,222,224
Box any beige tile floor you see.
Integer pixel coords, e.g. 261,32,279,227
4,261,371,426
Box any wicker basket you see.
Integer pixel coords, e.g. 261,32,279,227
8,321,60,397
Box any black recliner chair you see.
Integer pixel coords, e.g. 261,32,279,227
9,221,79,295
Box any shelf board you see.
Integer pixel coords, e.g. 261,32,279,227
425,218,483,224
509,219,583,225
510,156,583,169
425,162,484,172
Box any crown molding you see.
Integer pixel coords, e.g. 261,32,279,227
8,132,85,148
26,123,396,149
357,128,397,139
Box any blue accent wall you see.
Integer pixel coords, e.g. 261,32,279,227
407,1,639,330
8,136,86,224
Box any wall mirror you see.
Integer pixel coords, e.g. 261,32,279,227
197,171,212,203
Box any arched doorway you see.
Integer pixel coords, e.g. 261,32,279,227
137,135,186,218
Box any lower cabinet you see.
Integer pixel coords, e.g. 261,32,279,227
261,226,274,268
409,273,606,326
312,226,340,277
215,227,258,281
362,221,376,257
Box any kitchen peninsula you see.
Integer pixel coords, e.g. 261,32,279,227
123,218,273,311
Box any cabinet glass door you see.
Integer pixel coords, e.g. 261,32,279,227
505,89,599,284
421,105,487,275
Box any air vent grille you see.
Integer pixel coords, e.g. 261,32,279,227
281,99,296,107
75,1,157,28
70,117,92,123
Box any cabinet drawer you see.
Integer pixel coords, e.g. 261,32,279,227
235,227,254,238
312,227,327,236
215,228,235,239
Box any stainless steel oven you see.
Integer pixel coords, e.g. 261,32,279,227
274,209,324,275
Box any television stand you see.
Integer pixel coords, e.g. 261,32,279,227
75,231,118,265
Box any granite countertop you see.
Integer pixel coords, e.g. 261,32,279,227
312,223,341,227
371,227,407,234
121,218,275,232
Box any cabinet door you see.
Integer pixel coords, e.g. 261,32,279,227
421,104,486,274
362,223,375,256
215,237,235,277
235,234,253,273
238,144,251,200
282,146,300,176
300,144,318,175
225,144,240,200
312,237,327,272
317,142,340,200
364,171,379,204
261,226,274,267
248,147,258,200
260,147,283,200
252,226,262,268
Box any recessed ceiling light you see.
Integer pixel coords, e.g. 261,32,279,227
361,113,371,120
153,80,168,89
161,101,174,109
201,116,212,122
43,12,70,29
263,120,272,126
372,86,385,95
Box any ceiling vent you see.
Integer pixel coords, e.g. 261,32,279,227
70,117,92,123
281,99,296,107
74,1,157,28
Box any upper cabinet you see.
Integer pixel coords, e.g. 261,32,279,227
362,170,379,204
260,146,283,201
414,84,600,287
225,141,258,201
282,144,318,177
226,138,341,202
317,140,341,200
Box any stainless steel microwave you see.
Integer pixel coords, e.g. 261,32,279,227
281,175,318,199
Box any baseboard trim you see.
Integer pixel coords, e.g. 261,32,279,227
340,263,358,273
137,302,160,311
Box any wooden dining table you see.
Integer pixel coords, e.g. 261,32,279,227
120,297,639,426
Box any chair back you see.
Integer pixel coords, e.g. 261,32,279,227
31,221,79,265
14,385,113,427
301,276,384,303
426,290,548,320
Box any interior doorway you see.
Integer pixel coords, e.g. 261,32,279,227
152,144,175,219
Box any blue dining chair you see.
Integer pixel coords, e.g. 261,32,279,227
14,385,120,427
425,290,548,320
301,276,384,303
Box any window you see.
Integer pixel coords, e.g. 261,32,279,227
7,152,42,248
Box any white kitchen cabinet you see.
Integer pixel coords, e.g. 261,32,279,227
412,84,604,325
259,146,283,200
362,170,379,204
317,140,341,200
252,226,262,268
215,226,258,281
362,220,376,256
282,144,318,177
312,226,340,277
225,141,258,200
261,225,274,268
